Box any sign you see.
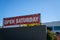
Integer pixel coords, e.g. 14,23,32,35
0,26,46,40
3,14,40,27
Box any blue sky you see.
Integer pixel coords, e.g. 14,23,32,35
0,0,60,26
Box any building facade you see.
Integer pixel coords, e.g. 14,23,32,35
42,21,60,33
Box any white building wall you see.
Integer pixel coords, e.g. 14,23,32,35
42,21,60,33
42,21,60,26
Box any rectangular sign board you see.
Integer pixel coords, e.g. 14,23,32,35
0,26,46,40
3,14,40,28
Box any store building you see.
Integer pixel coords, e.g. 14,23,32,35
42,21,60,33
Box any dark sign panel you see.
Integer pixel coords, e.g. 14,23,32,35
0,26,46,40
